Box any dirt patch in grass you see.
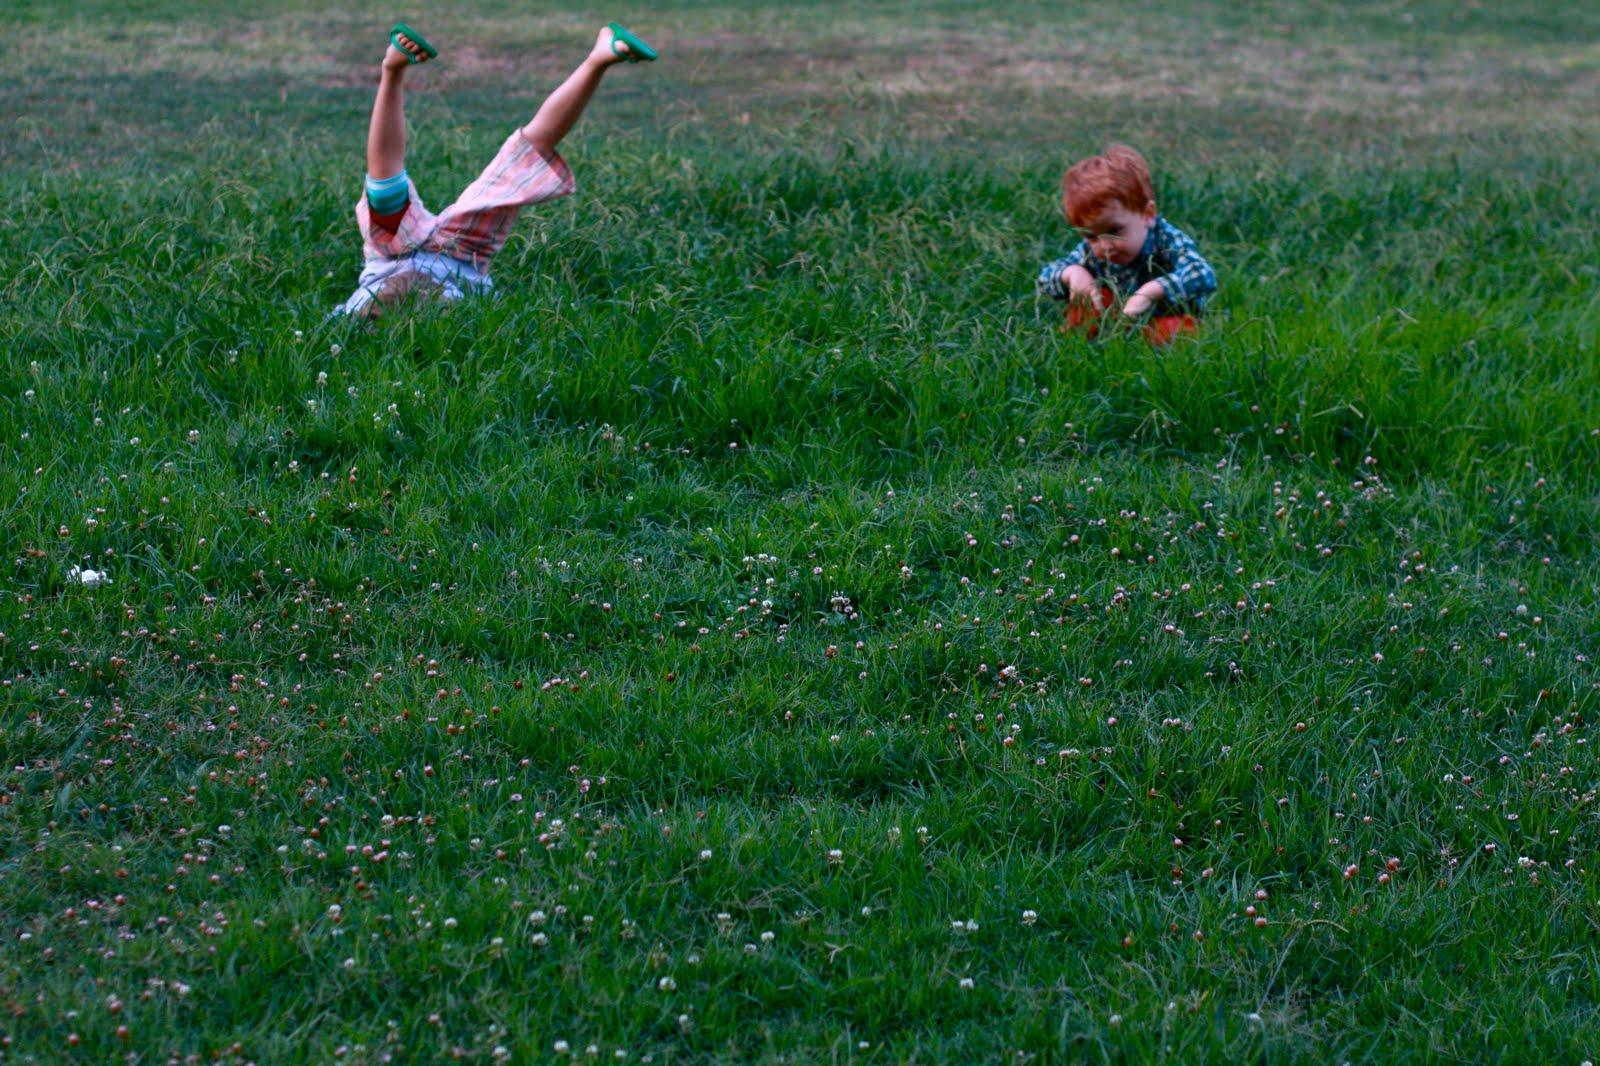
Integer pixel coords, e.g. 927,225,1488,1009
705,28,1600,143
6,3,1598,170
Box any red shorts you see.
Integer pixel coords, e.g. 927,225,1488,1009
1062,285,1199,347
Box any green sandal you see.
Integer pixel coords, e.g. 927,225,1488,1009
390,22,439,64
607,22,657,63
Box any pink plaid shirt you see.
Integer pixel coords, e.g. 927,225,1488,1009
336,131,575,317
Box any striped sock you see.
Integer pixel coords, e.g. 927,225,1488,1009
365,171,410,216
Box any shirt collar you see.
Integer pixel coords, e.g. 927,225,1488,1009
1137,217,1162,260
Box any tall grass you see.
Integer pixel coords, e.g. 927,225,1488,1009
3,2,1599,1061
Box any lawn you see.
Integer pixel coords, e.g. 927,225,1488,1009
3,1,1599,1061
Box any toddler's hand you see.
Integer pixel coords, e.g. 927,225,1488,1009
1062,265,1101,309
1121,291,1155,318
1122,281,1167,319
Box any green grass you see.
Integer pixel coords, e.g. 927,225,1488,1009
3,1,1600,1062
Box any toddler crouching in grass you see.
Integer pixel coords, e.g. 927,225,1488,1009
332,21,656,319
1036,145,1216,346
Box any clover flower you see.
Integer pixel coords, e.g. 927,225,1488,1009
67,567,110,588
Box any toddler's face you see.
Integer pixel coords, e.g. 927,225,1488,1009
1075,202,1156,266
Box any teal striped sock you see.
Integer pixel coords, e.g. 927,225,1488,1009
365,171,410,215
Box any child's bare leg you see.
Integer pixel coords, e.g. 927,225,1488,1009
367,37,428,179
364,35,432,231
519,27,635,155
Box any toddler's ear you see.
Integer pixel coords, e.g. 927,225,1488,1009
1142,201,1158,221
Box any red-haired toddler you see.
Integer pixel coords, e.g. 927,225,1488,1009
1036,145,1216,345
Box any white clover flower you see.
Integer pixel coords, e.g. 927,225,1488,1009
68,567,111,588
657,976,676,992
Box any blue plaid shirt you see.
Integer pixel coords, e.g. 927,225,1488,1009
1037,216,1216,312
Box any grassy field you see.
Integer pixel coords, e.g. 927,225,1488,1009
4,1,1600,1061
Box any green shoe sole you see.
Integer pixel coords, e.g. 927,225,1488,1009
390,22,439,63
607,22,658,63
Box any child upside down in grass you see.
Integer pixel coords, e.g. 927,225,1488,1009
333,21,656,319
1036,145,1216,346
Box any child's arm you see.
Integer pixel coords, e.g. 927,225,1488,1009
1123,221,1217,317
1036,242,1094,300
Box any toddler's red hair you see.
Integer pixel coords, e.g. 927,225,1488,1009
1061,145,1155,226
